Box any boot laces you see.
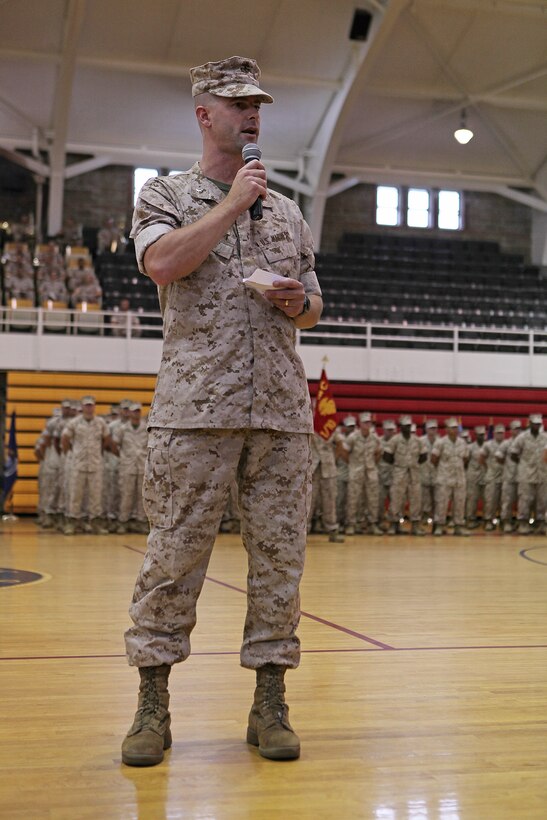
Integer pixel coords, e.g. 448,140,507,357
135,669,162,728
261,669,289,726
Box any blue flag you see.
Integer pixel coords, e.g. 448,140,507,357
3,410,18,504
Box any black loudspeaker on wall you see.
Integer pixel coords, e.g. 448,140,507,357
349,8,373,41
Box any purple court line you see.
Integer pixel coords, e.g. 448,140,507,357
204,573,395,650
123,545,394,649
520,546,547,567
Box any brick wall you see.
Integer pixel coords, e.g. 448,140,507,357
63,164,134,236
0,158,534,261
321,183,532,261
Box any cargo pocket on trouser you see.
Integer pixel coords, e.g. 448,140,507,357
143,429,174,529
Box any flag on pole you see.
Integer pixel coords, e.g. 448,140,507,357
3,410,18,506
313,369,338,441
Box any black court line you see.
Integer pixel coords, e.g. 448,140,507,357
520,545,547,567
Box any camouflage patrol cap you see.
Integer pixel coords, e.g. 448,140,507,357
509,419,522,430
119,399,132,409
474,425,486,435
445,417,459,429
359,411,372,423
494,423,506,432
529,413,543,424
61,399,72,408
425,419,438,430
129,402,142,412
382,419,396,430
81,395,95,406
399,415,412,427
190,56,274,103
342,416,356,427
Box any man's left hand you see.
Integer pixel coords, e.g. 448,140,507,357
264,278,305,317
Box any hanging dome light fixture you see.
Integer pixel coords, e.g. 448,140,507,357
454,108,474,144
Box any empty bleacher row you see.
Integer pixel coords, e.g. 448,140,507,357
317,233,547,331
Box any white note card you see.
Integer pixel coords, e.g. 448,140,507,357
243,268,284,293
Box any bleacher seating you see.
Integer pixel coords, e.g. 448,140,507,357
316,233,547,332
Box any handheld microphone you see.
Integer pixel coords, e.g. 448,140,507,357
241,143,263,221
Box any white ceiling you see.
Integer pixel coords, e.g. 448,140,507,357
0,0,546,240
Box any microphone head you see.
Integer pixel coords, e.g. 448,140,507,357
242,143,261,163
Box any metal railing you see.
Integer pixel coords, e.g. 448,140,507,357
2,307,547,355
0,305,163,339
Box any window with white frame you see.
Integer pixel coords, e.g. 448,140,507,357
375,185,400,226
407,187,431,228
133,168,159,205
438,190,461,230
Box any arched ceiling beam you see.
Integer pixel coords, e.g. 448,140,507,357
299,0,409,247
47,0,86,237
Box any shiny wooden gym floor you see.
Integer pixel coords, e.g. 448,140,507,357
1,518,547,820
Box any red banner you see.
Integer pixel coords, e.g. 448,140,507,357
313,369,337,441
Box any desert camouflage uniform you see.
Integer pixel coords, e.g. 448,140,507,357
103,416,128,525
125,166,321,670
420,433,438,520
40,417,62,517
345,429,381,529
385,433,427,523
308,433,340,535
481,439,504,522
499,438,519,523
62,415,109,520
510,429,547,524
377,434,394,524
333,428,351,527
465,440,486,525
432,436,469,526
113,418,148,525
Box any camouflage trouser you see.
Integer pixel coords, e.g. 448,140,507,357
465,480,484,521
119,469,145,523
434,482,466,526
125,428,312,670
500,480,518,522
389,469,422,522
308,471,338,533
517,482,546,522
346,472,380,526
421,484,435,518
221,480,240,526
68,469,103,519
103,460,120,520
41,464,61,514
378,482,391,523
336,477,348,526
483,480,502,520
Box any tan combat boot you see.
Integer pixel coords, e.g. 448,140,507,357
246,664,300,760
122,665,172,767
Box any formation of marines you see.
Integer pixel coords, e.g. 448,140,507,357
35,401,547,538
35,396,148,535
310,411,547,537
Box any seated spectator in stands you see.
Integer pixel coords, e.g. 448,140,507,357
67,256,96,291
38,270,69,304
97,217,125,254
110,297,142,338
61,217,83,248
8,213,34,243
36,241,66,283
5,266,35,302
71,272,102,306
